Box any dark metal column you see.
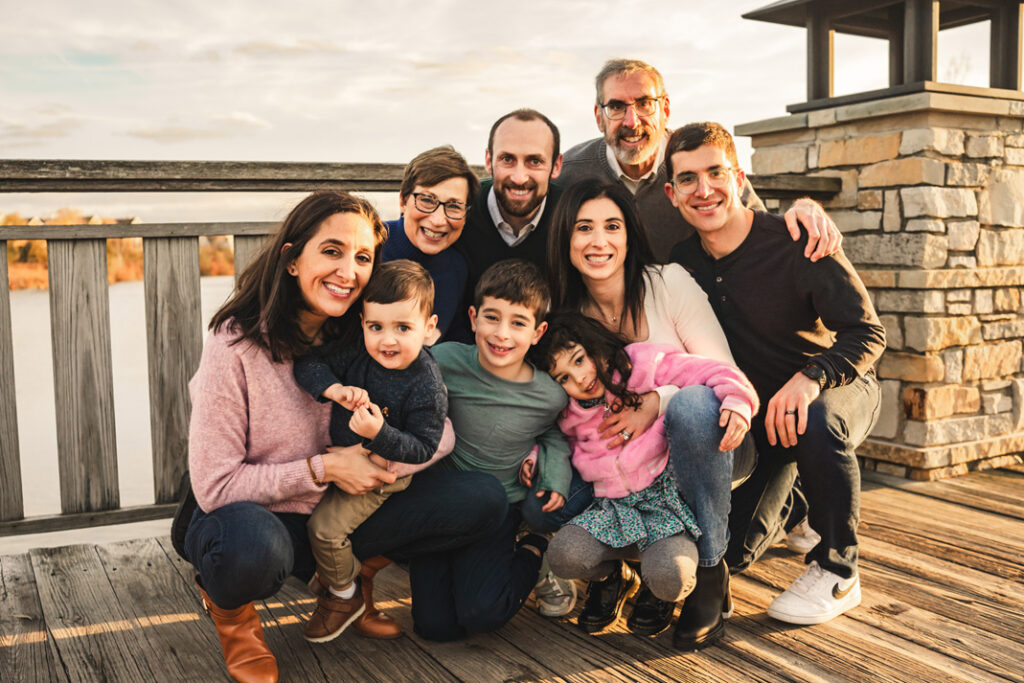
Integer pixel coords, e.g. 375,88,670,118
991,2,1023,90
807,4,834,99
904,0,938,83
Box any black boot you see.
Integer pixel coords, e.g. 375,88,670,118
627,584,675,636
577,562,640,633
672,560,732,651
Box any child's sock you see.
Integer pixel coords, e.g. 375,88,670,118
328,582,357,600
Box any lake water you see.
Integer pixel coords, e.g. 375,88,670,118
2,276,235,554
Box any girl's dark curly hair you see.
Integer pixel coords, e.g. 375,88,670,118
530,310,642,411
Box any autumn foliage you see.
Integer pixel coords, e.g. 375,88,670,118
4,210,236,290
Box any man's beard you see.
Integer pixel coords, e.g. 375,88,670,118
496,180,544,218
609,124,660,166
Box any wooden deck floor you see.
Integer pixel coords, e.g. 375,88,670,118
3,468,1023,682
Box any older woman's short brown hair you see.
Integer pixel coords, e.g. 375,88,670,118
399,145,480,205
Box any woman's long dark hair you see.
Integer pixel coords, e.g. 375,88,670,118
210,190,388,361
531,310,642,410
547,179,655,333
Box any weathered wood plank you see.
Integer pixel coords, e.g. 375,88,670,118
29,545,157,681
1,221,276,241
47,239,118,514
0,553,62,682
0,242,23,522
95,538,231,681
273,574,454,682
858,535,1024,612
143,237,203,504
863,470,1024,520
859,490,1024,568
734,562,1006,683
233,235,267,284
0,504,175,537
372,565,561,682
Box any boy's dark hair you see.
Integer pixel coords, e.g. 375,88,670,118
530,310,642,411
362,259,435,318
665,121,740,179
473,259,550,325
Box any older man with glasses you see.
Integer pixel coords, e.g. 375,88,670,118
559,58,841,260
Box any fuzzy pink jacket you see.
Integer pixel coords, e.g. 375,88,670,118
558,343,759,499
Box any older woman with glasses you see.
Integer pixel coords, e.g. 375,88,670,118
382,145,479,343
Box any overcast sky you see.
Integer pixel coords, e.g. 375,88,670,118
1,0,989,222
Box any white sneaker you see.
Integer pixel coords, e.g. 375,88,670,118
785,518,821,554
534,571,577,617
767,561,861,625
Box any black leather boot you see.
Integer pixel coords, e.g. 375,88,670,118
577,562,640,633
672,560,732,651
627,584,675,636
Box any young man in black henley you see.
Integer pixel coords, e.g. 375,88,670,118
667,121,885,626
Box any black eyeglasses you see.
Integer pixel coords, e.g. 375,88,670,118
599,96,664,120
411,192,469,220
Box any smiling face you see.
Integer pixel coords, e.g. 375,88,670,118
361,297,436,370
568,196,628,285
665,143,746,238
548,342,605,401
595,71,669,172
288,212,377,338
468,295,548,381
485,116,562,220
400,176,470,255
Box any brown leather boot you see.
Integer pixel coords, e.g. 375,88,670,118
198,584,279,683
353,556,403,639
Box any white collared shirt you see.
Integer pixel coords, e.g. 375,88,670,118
604,136,667,195
487,186,549,247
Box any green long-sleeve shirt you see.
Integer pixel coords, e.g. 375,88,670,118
432,342,571,503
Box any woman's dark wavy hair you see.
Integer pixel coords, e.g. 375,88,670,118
210,190,389,362
530,310,642,411
547,178,655,333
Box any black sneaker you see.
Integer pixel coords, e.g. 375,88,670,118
627,584,675,636
577,562,640,633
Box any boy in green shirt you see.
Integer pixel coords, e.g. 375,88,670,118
411,259,591,640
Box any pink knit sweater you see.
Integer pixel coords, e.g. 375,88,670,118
188,326,333,514
558,343,759,499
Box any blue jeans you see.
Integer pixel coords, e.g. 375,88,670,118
665,385,739,567
520,466,594,534
727,374,881,579
184,468,507,610
409,505,542,641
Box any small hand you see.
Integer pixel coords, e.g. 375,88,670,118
599,392,659,449
764,372,821,448
518,455,537,488
785,198,841,262
718,409,749,452
324,384,370,411
536,490,565,513
349,401,385,440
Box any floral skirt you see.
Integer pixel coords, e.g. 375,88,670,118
570,468,701,553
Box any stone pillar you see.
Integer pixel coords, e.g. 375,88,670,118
737,91,1024,480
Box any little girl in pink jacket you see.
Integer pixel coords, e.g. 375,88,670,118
531,312,758,635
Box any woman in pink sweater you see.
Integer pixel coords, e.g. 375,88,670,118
181,190,507,683
532,312,757,637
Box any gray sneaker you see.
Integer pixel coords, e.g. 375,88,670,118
534,571,577,617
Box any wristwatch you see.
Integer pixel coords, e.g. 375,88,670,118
800,362,827,390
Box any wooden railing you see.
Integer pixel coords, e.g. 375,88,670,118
0,160,840,536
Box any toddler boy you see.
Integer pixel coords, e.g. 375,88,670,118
294,259,446,643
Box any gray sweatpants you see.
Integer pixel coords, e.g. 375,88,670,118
547,524,699,602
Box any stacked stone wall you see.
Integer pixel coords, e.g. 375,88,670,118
739,93,1024,479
